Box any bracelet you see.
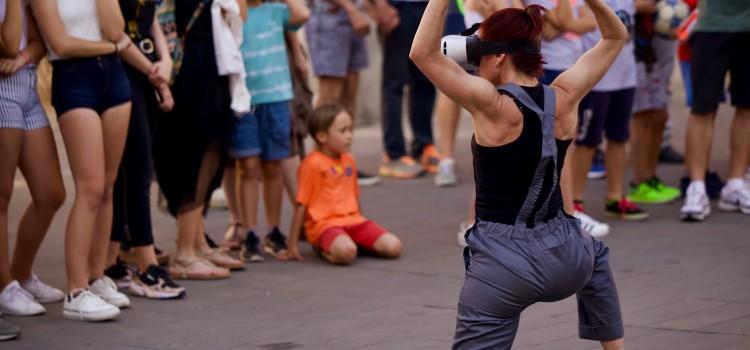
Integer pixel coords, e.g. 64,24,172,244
19,50,30,64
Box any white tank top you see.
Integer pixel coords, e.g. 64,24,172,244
0,0,29,52
46,0,104,60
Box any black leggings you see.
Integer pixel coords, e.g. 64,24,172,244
111,67,158,247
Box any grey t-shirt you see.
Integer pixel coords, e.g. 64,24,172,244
581,0,636,91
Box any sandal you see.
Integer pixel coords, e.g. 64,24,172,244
168,256,230,280
222,223,243,252
200,248,245,271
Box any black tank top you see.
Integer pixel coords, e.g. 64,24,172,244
473,84,571,227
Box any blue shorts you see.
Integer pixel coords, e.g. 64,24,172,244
576,88,635,146
51,55,132,117
230,101,291,161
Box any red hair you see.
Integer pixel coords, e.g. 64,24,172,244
479,5,546,77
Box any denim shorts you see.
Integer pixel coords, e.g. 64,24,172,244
305,10,368,78
51,54,132,117
230,101,291,161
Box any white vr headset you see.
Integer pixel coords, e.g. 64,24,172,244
441,23,541,69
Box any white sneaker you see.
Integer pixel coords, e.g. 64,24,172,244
90,276,130,308
681,182,711,221
63,289,120,322
573,211,610,238
457,221,472,247
718,180,750,214
0,281,45,316
435,158,458,187
20,275,64,304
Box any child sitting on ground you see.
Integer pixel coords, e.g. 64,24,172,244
280,104,402,264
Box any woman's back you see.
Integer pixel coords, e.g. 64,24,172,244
473,84,570,227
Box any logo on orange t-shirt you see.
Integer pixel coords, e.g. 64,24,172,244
330,165,354,177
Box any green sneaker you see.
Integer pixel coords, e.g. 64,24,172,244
627,177,681,204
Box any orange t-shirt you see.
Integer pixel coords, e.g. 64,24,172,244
296,151,367,246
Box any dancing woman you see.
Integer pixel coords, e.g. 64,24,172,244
410,0,627,348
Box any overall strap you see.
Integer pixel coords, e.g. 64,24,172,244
496,83,558,228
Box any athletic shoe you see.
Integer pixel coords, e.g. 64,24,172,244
357,170,381,186
573,211,610,238
63,289,120,322
605,198,649,221
129,265,186,300
0,281,45,316
680,171,724,200
90,276,130,309
456,221,471,247
20,275,64,304
627,177,680,204
658,145,684,164
241,231,264,263
435,158,458,187
379,155,424,179
681,182,711,222
104,260,132,289
420,144,441,174
0,316,20,341
718,180,750,214
263,228,288,257
587,150,606,179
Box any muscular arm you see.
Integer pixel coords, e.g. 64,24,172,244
550,0,628,136
0,0,22,57
31,0,118,58
409,0,499,116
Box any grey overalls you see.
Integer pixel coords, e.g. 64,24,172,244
453,84,624,349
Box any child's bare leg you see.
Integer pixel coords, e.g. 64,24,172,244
261,160,283,229
237,156,261,233
322,235,357,265
371,233,401,259
281,156,299,203
601,339,624,350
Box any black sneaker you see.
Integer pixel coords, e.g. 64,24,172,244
604,198,649,221
129,265,186,300
241,231,264,263
658,145,684,164
104,260,132,289
263,227,288,257
357,170,381,186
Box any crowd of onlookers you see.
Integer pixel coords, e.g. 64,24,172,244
0,0,748,341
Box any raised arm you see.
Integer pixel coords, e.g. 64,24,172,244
31,0,123,58
409,0,499,115
550,0,628,108
286,0,311,27
0,0,22,57
97,0,126,42
562,3,597,34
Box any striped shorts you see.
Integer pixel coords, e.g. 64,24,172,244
0,64,49,131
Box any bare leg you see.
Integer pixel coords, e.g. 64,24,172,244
601,339,624,350
436,92,462,159
685,113,715,181
729,108,750,179
222,164,240,225
0,129,23,288
630,111,652,183
646,110,668,179
133,246,159,272
88,103,131,280
59,109,108,291
261,160,283,229
316,77,345,108
11,127,65,282
572,145,596,201
605,139,627,200
281,156,299,203
371,233,401,259
342,72,360,121
322,235,357,265
237,157,261,233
